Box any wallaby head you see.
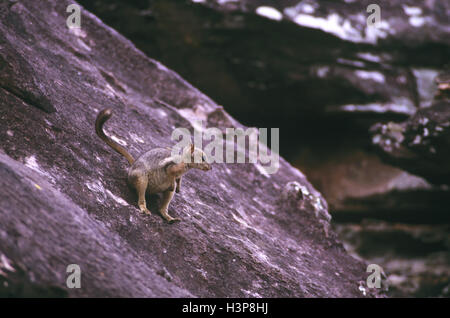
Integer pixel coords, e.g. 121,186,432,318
181,144,212,171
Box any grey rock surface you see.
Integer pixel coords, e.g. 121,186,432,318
335,220,450,297
370,100,450,186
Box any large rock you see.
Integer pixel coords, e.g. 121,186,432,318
370,100,450,186
0,0,377,297
292,146,450,221
335,220,450,297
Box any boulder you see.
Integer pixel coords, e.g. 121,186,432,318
370,100,450,186
335,220,450,297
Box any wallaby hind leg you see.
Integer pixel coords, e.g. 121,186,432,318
175,177,182,193
133,176,151,215
160,186,180,223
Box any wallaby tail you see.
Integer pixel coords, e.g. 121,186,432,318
95,108,135,165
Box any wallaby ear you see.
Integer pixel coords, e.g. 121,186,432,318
190,143,195,154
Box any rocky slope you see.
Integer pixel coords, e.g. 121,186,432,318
0,0,378,297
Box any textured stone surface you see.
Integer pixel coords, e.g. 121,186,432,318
293,147,450,220
0,0,378,297
335,221,450,297
370,100,450,186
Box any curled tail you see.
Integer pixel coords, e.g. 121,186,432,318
95,108,135,165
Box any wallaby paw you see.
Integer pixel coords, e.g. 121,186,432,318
163,215,181,223
140,207,151,215
168,217,181,223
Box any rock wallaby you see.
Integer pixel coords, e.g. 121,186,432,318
95,108,212,223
